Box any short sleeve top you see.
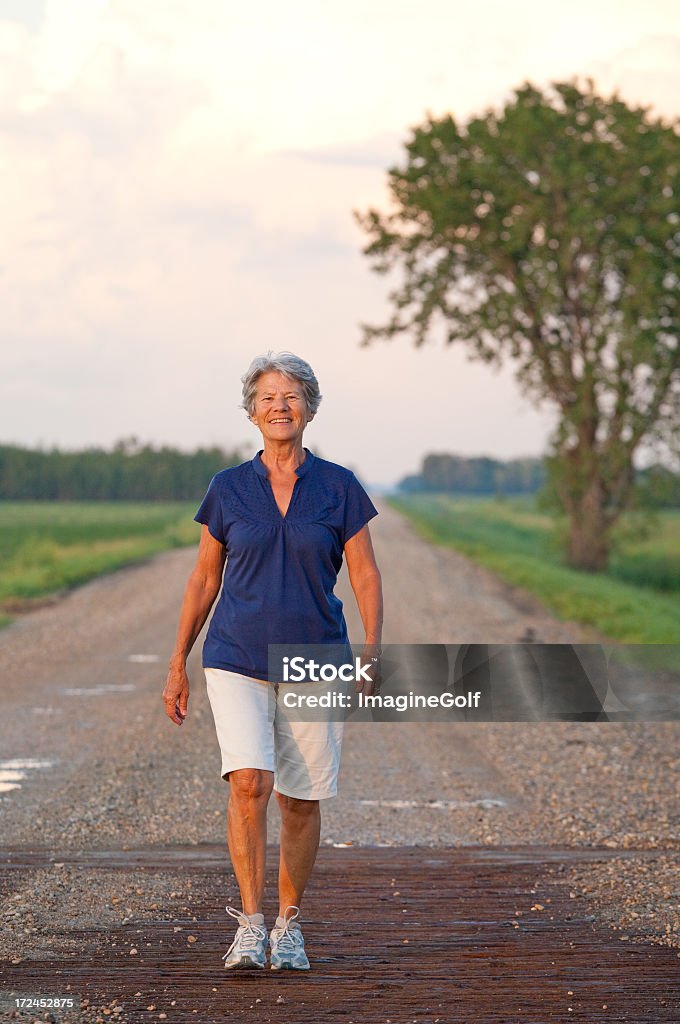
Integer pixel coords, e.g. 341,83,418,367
193,448,379,680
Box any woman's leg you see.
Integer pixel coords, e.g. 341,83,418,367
275,793,321,914
227,768,274,915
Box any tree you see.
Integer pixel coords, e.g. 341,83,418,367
355,77,680,570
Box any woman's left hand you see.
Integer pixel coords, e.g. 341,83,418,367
162,658,190,726
356,644,382,697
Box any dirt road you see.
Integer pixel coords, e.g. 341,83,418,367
0,500,677,1019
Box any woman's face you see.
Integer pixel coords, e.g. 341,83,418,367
250,371,312,445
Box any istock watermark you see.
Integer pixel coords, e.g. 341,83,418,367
281,687,483,711
282,655,375,683
268,643,680,722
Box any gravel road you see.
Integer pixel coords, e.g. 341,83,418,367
0,500,677,979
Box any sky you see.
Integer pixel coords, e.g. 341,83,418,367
0,1,678,487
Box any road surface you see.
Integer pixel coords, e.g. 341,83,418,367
0,500,677,1020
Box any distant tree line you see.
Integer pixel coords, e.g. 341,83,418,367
629,465,680,510
399,454,545,496
0,437,244,501
399,452,680,508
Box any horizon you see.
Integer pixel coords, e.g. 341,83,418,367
1,436,675,497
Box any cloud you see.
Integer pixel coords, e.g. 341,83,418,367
0,0,45,34
588,34,680,121
163,200,255,239
276,131,404,169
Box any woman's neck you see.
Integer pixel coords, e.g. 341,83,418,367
259,441,306,475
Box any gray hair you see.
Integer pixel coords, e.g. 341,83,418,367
240,351,322,418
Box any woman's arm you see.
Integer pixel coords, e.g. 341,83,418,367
344,525,383,692
162,525,227,725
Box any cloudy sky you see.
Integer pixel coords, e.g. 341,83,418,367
1,1,678,486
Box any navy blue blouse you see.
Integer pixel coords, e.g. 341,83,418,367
193,448,379,681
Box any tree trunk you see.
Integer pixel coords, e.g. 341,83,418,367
566,484,610,571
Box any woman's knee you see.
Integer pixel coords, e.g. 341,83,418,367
228,768,274,803
276,792,320,818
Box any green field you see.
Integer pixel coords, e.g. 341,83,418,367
2,498,679,644
389,494,680,644
0,502,199,626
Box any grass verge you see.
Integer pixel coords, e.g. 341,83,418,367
388,494,680,644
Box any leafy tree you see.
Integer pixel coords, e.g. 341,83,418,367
355,77,680,570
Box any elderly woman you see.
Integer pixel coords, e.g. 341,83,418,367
162,352,383,971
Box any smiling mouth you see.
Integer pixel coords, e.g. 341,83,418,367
269,418,292,424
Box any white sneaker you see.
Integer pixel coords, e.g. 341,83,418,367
222,906,268,970
269,906,310,971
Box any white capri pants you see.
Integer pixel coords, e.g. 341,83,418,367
204,668,345,801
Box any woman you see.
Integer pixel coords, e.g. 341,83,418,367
162,351,383,971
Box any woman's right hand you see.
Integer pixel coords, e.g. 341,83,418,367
163,659,190,726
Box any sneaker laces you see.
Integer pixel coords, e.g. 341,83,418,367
272,905,302,952
223,906,266,959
